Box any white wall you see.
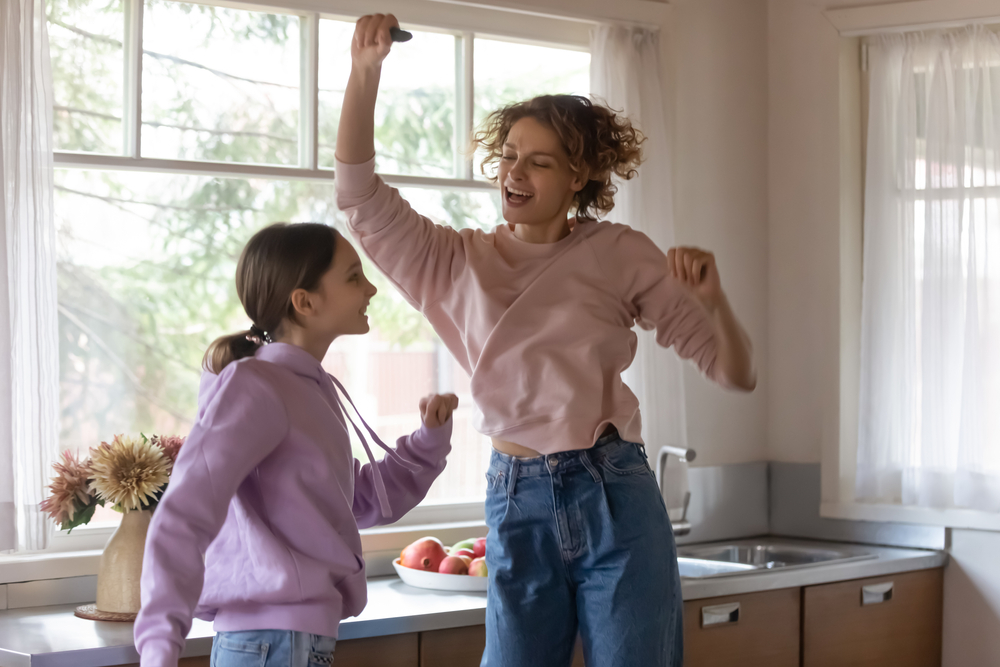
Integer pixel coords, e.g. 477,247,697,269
765,1,1000,664
670,0,770,466
766,0,842,466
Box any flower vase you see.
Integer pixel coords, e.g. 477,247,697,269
75,509,152,622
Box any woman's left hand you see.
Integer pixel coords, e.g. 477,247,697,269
420,393,459,428
666,246,723,312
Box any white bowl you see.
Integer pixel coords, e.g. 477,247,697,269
392,558,488,592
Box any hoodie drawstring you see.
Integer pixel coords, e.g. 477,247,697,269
325,374,423,518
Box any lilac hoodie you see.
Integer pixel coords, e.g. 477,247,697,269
134,343,451,667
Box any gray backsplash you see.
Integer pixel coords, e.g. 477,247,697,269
673,460,944,550
674,462,769,545
768,461,945,550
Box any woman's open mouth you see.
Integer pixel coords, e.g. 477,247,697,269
505,186,534,206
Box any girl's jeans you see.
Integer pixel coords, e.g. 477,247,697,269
481,431,684,667
211,629,336,667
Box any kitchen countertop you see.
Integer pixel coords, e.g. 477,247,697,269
0,538,948,667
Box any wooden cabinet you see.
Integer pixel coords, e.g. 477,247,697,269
802,568,943,667
417,625,584,667
420,626,485,666
333,633,419,667
683,587,800,667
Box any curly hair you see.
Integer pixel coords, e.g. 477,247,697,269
472,95,645,221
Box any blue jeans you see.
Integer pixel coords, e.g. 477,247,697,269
482,432,683,667
211,629,336,667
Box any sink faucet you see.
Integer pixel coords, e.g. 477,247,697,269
656,445,696,537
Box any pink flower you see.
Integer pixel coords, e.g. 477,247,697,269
40,450,94,525
150,434,185,463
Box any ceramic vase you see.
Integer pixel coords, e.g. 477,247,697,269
94,509,151,616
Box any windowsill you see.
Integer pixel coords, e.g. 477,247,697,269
821,501,1000,532
0,518,489,585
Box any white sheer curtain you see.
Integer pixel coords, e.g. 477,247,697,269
591,25,690,517
857,27,1000,513
0,0,59,552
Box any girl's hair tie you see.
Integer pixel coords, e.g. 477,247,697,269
246,324,272,345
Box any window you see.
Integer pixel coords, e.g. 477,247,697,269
826,29,1000,528
48,0,590,529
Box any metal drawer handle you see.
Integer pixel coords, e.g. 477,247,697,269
862,581,894,606
702,602,740,627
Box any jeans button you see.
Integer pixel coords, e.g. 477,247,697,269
548,456,559,467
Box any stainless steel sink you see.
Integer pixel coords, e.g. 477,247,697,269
676,541,878,579
677,558,758,579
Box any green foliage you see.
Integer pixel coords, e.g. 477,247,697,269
49,5,480,441
60,499,101,533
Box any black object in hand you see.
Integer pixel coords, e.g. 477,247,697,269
390,27,412,42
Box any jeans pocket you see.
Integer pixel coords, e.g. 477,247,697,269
308,650,335,666
214,636,269,667
596,442,649,476
485,473,510,527
308,634,336,666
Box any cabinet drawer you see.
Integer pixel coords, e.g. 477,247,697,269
333,633,418,667
419,626,585,666
683,587,800,667
803,568,943,667
420,626,485,666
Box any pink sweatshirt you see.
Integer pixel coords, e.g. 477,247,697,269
134,342,451,667
336,158,719,454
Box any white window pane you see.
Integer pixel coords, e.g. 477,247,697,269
48,0,124,155
56,169,499,508
140,1,300,165
318,21,456,177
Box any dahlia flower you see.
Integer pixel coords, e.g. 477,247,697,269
89,435,171,511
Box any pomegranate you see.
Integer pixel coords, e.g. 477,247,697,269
400,537,447,572
438,555,469,575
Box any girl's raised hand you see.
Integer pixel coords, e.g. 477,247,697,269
666,246,724,313
351,14,399,71
419,393,460,429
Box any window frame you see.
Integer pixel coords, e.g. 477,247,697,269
820,31,1000,532
12,0,608,572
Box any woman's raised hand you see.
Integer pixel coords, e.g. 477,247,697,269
351,14,399,71
666,246,724,313
419,393,460,429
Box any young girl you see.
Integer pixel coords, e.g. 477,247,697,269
134,222,458,667
336,15,755,667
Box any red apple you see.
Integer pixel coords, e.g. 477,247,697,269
468,557,488,577
473,537,487,559
452,548,475,559
438,555,469,575
457,555,473,566
400,537,447,572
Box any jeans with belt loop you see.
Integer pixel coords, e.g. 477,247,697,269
480,430,683,667
210,629,336,667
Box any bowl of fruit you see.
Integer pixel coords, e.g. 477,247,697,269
393,536,488,592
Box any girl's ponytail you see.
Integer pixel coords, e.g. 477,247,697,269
203,328,267,375
203,223,338,374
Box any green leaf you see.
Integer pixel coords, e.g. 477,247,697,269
62,501,99,533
